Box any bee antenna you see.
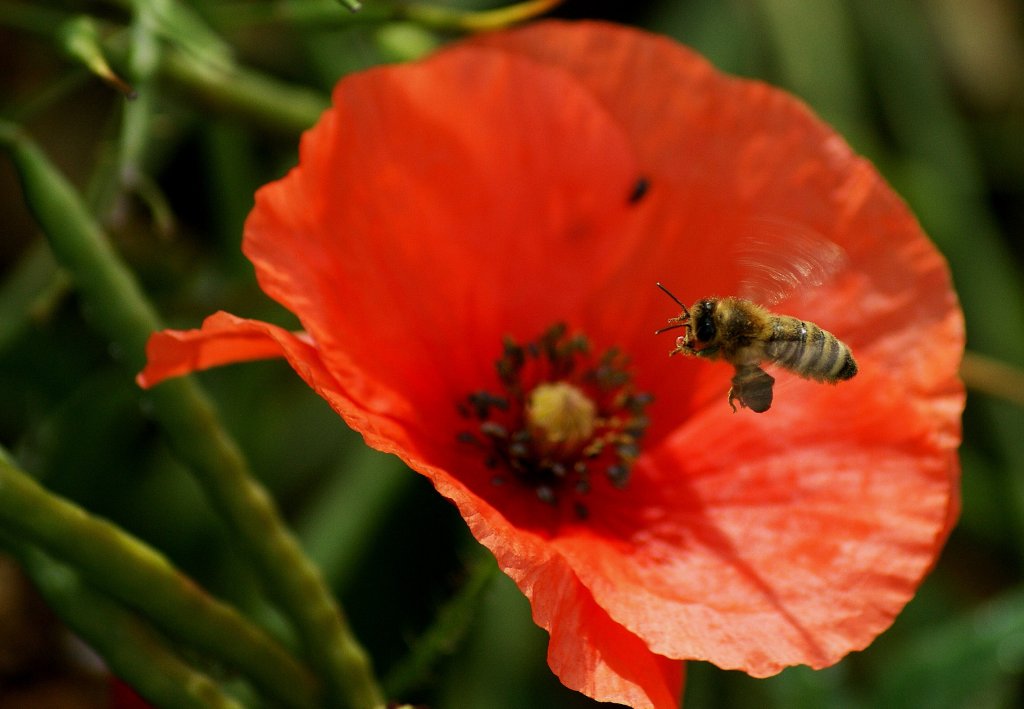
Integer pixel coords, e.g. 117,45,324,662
654,323,684,335
655,282,690,317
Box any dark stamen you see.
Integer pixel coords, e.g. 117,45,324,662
456,323,652,514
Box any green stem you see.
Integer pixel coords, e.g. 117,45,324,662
0,121,160,360
0,450,318,708
1,0,325,135
1,123,384,707
59,15,137,97
384,553,499,698
108,0,234,71
213,0,563,32
2,533,245,709
0,241,65,354
119,3,161,189
961,351,1024,408
149,379,386,708
298,447,412,593
402,0,564,32
158,44,328,133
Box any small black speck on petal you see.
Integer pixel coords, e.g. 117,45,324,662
628,176,649,204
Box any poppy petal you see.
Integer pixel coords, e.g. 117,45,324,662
136,312,306,388
423,366,955,679
241,45,643,423
554,365,953,676
425,457,684,708
524,555,684,709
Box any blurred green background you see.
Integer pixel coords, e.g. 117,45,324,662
1,1,1023,707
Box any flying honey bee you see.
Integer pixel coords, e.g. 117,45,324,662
655,281,858,414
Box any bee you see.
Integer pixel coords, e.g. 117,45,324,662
655,283,857,413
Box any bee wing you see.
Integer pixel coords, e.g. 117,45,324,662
733,217,847,305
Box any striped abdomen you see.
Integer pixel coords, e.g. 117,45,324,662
765,316,857,382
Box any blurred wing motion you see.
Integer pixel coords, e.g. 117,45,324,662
733,217,847,305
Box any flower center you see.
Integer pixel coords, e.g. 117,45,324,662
526,382,596,456
457,324,651,516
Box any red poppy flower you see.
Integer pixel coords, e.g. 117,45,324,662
138,21,964,709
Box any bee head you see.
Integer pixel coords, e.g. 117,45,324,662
692,299,718,343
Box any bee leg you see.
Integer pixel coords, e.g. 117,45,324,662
669,342,699,357
686,345,719,359
730,365,775,413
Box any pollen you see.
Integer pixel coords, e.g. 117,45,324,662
457,323,652,515
527,382,596,455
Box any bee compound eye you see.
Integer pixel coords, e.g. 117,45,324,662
696,316,716,342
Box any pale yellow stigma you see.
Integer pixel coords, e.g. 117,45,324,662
526,382,597,455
